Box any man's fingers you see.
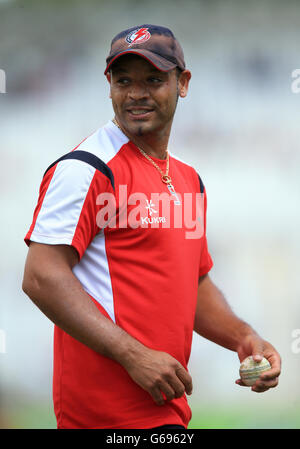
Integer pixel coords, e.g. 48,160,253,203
160,382,176,402
236,376,279,391
168,376,186,399
150,386,166,406
255,375,279,389
133,352,194,406
260,367,281,381
235,378,249,387
261,353,281,380
153,370,191,405
152,379,183,405
175,366,193,395
252,376,279,392
251,340,264,362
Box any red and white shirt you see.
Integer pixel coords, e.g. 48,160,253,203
25,120,213,429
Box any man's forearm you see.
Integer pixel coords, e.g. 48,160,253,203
23,242,195,406
194,275,257,352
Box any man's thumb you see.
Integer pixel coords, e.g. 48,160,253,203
252,340,264,362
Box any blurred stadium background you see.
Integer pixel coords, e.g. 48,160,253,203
0,0,300,428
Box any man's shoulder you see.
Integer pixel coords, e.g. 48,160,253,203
42,122,126,190
170,151,205,193
73,121,129,165
43,121,128,183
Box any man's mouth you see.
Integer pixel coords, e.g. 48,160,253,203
126,108,154,119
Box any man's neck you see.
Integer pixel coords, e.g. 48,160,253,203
113,118,171,160
130,135,169,160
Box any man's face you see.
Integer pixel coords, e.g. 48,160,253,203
106,54,191,137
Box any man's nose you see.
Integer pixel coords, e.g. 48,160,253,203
128,82,149,100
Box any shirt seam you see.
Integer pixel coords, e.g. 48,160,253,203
29,232,74,240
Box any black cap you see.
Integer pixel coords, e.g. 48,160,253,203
104,24,186,74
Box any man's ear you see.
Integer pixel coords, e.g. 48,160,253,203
106,72,112,98
178,70,192,98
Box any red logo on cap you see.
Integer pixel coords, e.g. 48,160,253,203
125,28,151,46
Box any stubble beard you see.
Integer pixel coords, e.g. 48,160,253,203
126,118,160,137
137,126,144,136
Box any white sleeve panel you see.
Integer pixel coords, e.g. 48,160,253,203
30,159,96,245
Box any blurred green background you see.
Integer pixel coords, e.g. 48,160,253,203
1,0,300,429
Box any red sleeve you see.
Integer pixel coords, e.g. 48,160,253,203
24,158,115,261
199,186,213,277
71,170,115,259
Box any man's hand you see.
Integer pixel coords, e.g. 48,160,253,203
123,347,193,406
235,334,281,393
195,275,281,394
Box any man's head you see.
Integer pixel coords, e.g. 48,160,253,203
105,25,191,138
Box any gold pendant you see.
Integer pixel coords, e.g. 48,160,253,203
162,175,172,184
167,183,181,206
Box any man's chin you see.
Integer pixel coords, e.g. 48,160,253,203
125,121,156,136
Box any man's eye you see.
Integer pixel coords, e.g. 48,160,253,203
117,78,130,85
148,77,162,83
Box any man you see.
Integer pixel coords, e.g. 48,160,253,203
22,24,281,429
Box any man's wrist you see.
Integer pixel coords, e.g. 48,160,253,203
233,322,259,352
111,334,147,370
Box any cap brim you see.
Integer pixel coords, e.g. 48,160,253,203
104,49,177,75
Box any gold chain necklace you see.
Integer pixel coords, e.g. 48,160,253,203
112,118,172,185
112,118,181,205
